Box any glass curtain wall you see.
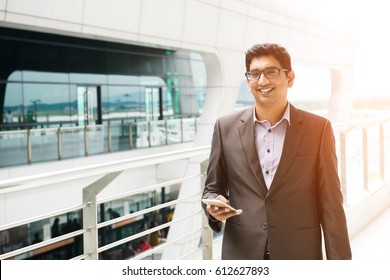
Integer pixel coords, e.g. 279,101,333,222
0,27,207,129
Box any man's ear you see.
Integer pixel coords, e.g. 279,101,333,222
287,70,295,88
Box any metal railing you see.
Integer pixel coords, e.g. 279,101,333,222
333,116,390,206
0,146,212,260
0,115,389,260
0,117,198,167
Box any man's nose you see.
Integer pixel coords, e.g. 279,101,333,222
257,73,269,85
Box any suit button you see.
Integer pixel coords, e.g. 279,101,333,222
262,223,268,230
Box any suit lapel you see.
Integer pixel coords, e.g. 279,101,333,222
238,107,268,197
268,105,304,194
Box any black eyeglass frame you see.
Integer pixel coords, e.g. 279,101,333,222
244,67,288,81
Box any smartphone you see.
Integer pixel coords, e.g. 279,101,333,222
202,199,237,211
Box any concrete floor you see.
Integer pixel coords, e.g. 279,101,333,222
350,208,390,260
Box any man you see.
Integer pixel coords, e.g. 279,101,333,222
202,43,352,260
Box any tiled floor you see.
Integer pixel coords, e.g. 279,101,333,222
350,208,390,260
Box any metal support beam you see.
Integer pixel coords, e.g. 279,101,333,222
200,159,213,260
82,171,122,260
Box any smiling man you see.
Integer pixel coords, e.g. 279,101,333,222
202,43,352,260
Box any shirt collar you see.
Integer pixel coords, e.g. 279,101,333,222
253,103,291,126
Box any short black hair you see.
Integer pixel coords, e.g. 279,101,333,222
245,43,292,72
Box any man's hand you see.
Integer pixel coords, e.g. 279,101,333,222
206,195,242,221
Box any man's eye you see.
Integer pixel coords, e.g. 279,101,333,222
265,69,278,76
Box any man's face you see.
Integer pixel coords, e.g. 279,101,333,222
246,55,294,108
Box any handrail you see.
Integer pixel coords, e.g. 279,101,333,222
0,204,87,232
0,229,88,260
98,192,200,230
0,145,211,194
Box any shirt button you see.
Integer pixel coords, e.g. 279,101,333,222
265,170,269,175
262,223,268,230
268,129,272,133
267,149,270,153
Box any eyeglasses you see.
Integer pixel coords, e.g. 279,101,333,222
245,67,288,81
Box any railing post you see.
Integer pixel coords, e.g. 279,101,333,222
129,123,133,149
84,126,88,156
27,129,32,164
82,171,122,260
340,132,348,205
200,159,213,260
107,123,112,153
362,127,369,191
57,127,62,160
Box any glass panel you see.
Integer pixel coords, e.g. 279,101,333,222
3,82,23,124
60,127,86,159
86,125,106,155
69,73,107,84
135,122,150,148
0,131,28,167
6,71,22,82
109,122,129,152
30,129,59,163
107,74,139,85
107,85,143,122
23,83,70,125
149,120,166,147
22,71,69,83
167,119,182,144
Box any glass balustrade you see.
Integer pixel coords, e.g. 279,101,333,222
0,118,198,167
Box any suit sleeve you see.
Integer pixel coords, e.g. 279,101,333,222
202,118,229,233
318,120,352,259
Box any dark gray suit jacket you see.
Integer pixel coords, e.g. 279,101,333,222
202,104,352,260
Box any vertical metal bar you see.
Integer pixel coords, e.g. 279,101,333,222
129,123,133,149
82,172,122,260
340,132,347,205
57,127,62,160
362,127,369,191
380,123,385,181
200,159,213,260
107,123,112,153
84,126,88,156
27,129,32,164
